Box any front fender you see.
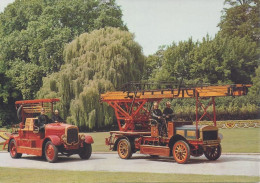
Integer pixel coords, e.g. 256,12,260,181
84,135,94,144
46,135,62,146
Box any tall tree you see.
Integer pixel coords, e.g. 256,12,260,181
37,27,145,130
218,0,260,42
0,0,126,125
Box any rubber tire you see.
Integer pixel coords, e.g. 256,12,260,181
79,143,92,160
9,139,22,159
173,140,190,164
117,139,132,159
204,145,222,161
45,141,58,163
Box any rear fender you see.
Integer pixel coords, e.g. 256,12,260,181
46,135,62,146
168,134,188,155
112,136,134,151
84,135,94,144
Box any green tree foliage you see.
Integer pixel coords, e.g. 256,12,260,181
162,39,197,82
218,0,260,42
144,46,165,80
147,35,258,84
6,60,45,99
146,20,259,120
37,27,145,130
0,0,126,125
191,34,258,84
146,34,259,119
249,65,260,105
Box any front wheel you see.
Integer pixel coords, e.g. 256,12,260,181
79,143,92,160
204,145,221,161
173,140,190,164
45,141,58,163
117,139,132,159
9,139,22,159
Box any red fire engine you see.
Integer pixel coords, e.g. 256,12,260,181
3,98,94,163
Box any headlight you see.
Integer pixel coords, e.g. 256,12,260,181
218,133,223,140
61,134,67,142
80,134,85,140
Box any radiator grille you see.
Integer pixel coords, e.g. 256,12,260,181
67,128,78,144
203,131,218,141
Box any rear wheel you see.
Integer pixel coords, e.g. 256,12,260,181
173,140,190,164
79,143,92,159
117,139,132,159
9,139,22,158
45,141,58,163
204,145,221,161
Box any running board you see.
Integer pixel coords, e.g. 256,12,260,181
140,145,170,157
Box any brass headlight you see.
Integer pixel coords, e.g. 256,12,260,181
61,134,67,142
80,134,85,140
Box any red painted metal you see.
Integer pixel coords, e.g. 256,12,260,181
15,98,60,105
85,135,94,144
212,97,216,126
47,135,62,146
107,99,151,132
5,98,93,162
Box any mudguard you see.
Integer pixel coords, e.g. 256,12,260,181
46,135,62,146
85,135,94,144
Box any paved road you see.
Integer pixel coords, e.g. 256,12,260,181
0,152,259,176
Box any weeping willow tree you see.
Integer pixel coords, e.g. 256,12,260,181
37,27,145,130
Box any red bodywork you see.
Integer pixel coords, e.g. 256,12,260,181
4,98,93,162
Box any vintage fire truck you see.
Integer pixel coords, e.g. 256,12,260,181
101,83,250,164
3,98,94,163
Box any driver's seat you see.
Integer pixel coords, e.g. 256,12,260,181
24,118,35,131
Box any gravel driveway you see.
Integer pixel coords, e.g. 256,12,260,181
0,152,259,176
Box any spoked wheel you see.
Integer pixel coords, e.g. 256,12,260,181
9,139,22,159
45,141,58,163
117,139,132,159
204,145,221,161
79,143,92,160
173,140,190,164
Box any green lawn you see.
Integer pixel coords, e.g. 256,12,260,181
219,128,260,153
0,167,258,183
87,132,110,152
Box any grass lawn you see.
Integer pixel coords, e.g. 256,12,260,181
220,128,260,153
87,132,110,152
0,167,258,183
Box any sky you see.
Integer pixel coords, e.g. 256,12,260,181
0,0,225,56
